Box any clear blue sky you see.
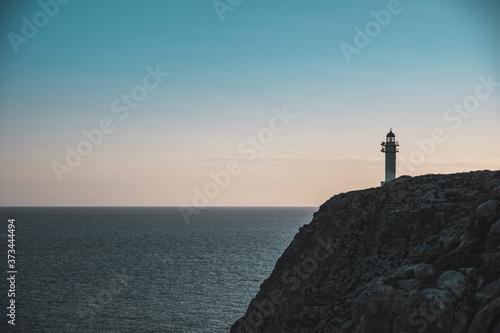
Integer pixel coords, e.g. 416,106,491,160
1,0,499,206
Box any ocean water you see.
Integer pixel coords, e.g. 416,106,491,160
0,207,315,332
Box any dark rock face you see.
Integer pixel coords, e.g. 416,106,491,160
230,170,500,333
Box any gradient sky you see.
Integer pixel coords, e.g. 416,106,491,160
1,0,499,206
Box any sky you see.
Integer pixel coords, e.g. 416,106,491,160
0,0,499,207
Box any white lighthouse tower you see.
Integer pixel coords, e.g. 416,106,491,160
380,129,399,186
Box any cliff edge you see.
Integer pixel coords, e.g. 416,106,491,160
231,170,500,333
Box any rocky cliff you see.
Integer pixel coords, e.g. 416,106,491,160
230,170,500,333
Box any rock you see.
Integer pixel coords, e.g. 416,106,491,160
481,251,500,267
491,185,500,199
230,170,500,333
351,283,407,332
453,312,470,333
467,296,500,333
487,219,500,245
412,263,436,279
475,199,499,222
394,288,455,333
437,270,468,298
395,279,420,292
484,278,500,302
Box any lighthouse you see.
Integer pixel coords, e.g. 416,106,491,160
380,129,399,186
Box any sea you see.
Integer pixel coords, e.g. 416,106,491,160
0,207,316,332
